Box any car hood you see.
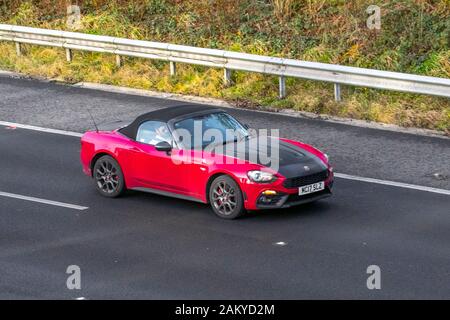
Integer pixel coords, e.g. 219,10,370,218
219,136,327,179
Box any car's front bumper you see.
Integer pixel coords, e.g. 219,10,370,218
256,187,332,209
242,170,334,210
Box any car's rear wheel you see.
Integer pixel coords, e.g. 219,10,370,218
93,155,125,198
209,175,245,219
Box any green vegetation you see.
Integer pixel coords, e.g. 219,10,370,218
0,0,449,133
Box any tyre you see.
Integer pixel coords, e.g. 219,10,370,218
93,155,126,198
209,175,245,219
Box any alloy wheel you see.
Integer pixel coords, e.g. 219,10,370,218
95,159,120,194
212,181,237,216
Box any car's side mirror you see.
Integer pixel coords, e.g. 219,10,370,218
155,141,172,152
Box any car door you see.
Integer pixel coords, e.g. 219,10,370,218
128,120,192,196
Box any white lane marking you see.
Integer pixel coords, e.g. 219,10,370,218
0,121,82,137
0,191,89,211
1,121,449,196
335,173,450,196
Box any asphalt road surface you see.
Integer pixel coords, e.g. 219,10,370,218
0,75,449,299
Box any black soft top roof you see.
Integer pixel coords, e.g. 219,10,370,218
119,105,222,140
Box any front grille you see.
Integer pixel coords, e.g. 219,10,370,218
283,170,328,188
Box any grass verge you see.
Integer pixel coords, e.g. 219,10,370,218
0,1,448,133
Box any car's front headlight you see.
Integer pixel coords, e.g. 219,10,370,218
247,170,276,183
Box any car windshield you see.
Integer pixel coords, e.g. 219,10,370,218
173,112,249,150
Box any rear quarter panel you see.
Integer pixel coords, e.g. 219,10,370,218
80,130,135,187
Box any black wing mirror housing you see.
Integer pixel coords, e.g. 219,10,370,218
155,141,172,152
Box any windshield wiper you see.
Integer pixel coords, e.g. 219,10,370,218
221,137,239,145
239,134,250,142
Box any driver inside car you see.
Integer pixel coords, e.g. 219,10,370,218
137,123,172,146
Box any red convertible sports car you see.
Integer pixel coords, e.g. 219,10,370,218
81,105,333,219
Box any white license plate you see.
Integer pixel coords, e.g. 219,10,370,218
298,181,325,195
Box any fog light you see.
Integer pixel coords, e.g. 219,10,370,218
262,190,277,196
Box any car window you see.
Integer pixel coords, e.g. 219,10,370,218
173,112,249,150
136,121,173,146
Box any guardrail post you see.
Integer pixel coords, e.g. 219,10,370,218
115,55,122,67
170,61,176,76
15,42,22,56
224,68,232,86
334,83,342,102
279,76,286,99
65,48,73,62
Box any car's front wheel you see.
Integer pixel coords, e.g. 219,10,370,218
209,175,245,219
93,155,125,198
